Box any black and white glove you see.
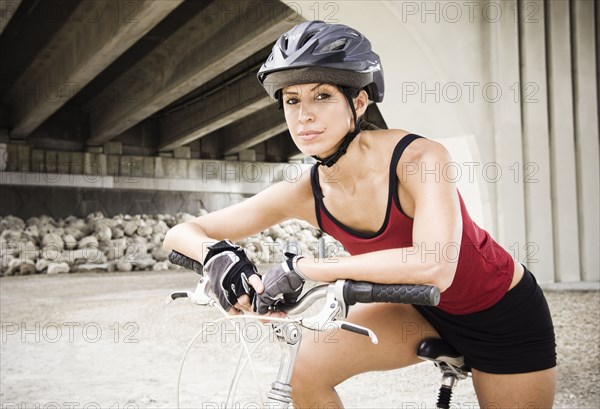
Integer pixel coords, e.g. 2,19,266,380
254,252,308,315
203,240,259,311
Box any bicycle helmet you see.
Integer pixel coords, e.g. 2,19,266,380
257,21,385,167
257,20,384,102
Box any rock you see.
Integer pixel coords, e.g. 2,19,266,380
21,241,39,261
116,259,133,272
47,262,70,274
23,225,40,242
103,238,126,260
0,215,25,231
111,226,124,239
42,233,65,250
60,248,106,265
136,222,153,237
149,233,163,246
0,212,332,274
0,229,22,242
35,258,50,273
95,225,112,243
16,261,37,275
78,235,99,249
71,263,109,272
151,247,169,261
152,261,170,271
133,255,156,270
123,221,137,237
176,212,195,224
5,258,21,275
62,234,78,250
1,254,15,274
126,237,148,256
64,226,85,241
160,214,177,228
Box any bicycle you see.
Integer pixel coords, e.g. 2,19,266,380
166,250,471,408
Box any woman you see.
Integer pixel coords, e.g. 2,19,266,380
163,21,556,407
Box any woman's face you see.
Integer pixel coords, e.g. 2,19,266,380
282,83,354,158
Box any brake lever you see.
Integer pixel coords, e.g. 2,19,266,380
299,283,342,331
166,276,215,306
334,321,379,344
294,283,378,344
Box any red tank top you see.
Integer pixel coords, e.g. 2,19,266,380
311,134,515,314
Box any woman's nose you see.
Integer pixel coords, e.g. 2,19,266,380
298,102,315,123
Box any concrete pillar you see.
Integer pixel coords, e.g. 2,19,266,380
17,144,29,172
104,141,122,155
487,0,527,255
173,147,191,159
546,0,581,282
572,0,600,281
31,149,44,172
238,149,256,162
518,0,555,282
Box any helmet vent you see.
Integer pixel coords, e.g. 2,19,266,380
299,31,318,48
283,34,289,50
319,38,348,53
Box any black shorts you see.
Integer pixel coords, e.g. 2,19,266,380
414,266,557,374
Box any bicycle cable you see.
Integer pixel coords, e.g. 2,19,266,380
176,307,299,409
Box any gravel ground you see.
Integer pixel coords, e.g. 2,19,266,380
0,269,598,408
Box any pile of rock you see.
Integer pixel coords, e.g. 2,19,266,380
1,212,347,275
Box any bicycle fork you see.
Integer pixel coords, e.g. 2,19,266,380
264,322,302,408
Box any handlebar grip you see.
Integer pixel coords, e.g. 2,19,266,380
168,250,203,275
343,281,440,306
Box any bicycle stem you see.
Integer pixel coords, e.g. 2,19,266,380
265,322,302,407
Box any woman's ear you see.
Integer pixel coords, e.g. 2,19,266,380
354,89,370,117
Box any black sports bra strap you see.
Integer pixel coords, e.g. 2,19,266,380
389,134,424,209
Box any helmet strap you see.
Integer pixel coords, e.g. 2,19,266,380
312,87,363,168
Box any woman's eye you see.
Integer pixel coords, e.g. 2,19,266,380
315,92,331,101
285,97,299,105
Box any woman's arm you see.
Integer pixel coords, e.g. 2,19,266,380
162,170,314,263
296,140,462,292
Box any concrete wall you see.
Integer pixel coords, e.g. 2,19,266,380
283,0,599,284
0,142,309,218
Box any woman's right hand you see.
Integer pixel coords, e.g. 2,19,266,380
203,240,264,313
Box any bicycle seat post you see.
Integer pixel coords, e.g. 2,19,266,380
265,322,302,407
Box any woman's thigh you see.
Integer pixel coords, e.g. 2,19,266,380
292,303,440,388
472,367,556,408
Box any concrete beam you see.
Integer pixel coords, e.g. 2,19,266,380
519,0,555,283
158,72,272,151
572,0,600,281
0,0,22,36
488,0,527,252
4,0,183,137
221,103,287,155
547,0,581,282
86,0,301,146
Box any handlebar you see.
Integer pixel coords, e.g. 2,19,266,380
167,250,440,309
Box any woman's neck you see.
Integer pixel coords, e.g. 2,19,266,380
317,131,378,190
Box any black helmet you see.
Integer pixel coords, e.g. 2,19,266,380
257,20,384,102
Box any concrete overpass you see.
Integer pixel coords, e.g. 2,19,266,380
0,0,385,212
1,0,598,284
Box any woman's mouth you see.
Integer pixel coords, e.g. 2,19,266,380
298,130,323,141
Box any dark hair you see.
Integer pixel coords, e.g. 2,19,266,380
343,86,380,131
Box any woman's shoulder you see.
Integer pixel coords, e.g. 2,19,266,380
272,166,318,221
361,129,427,160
